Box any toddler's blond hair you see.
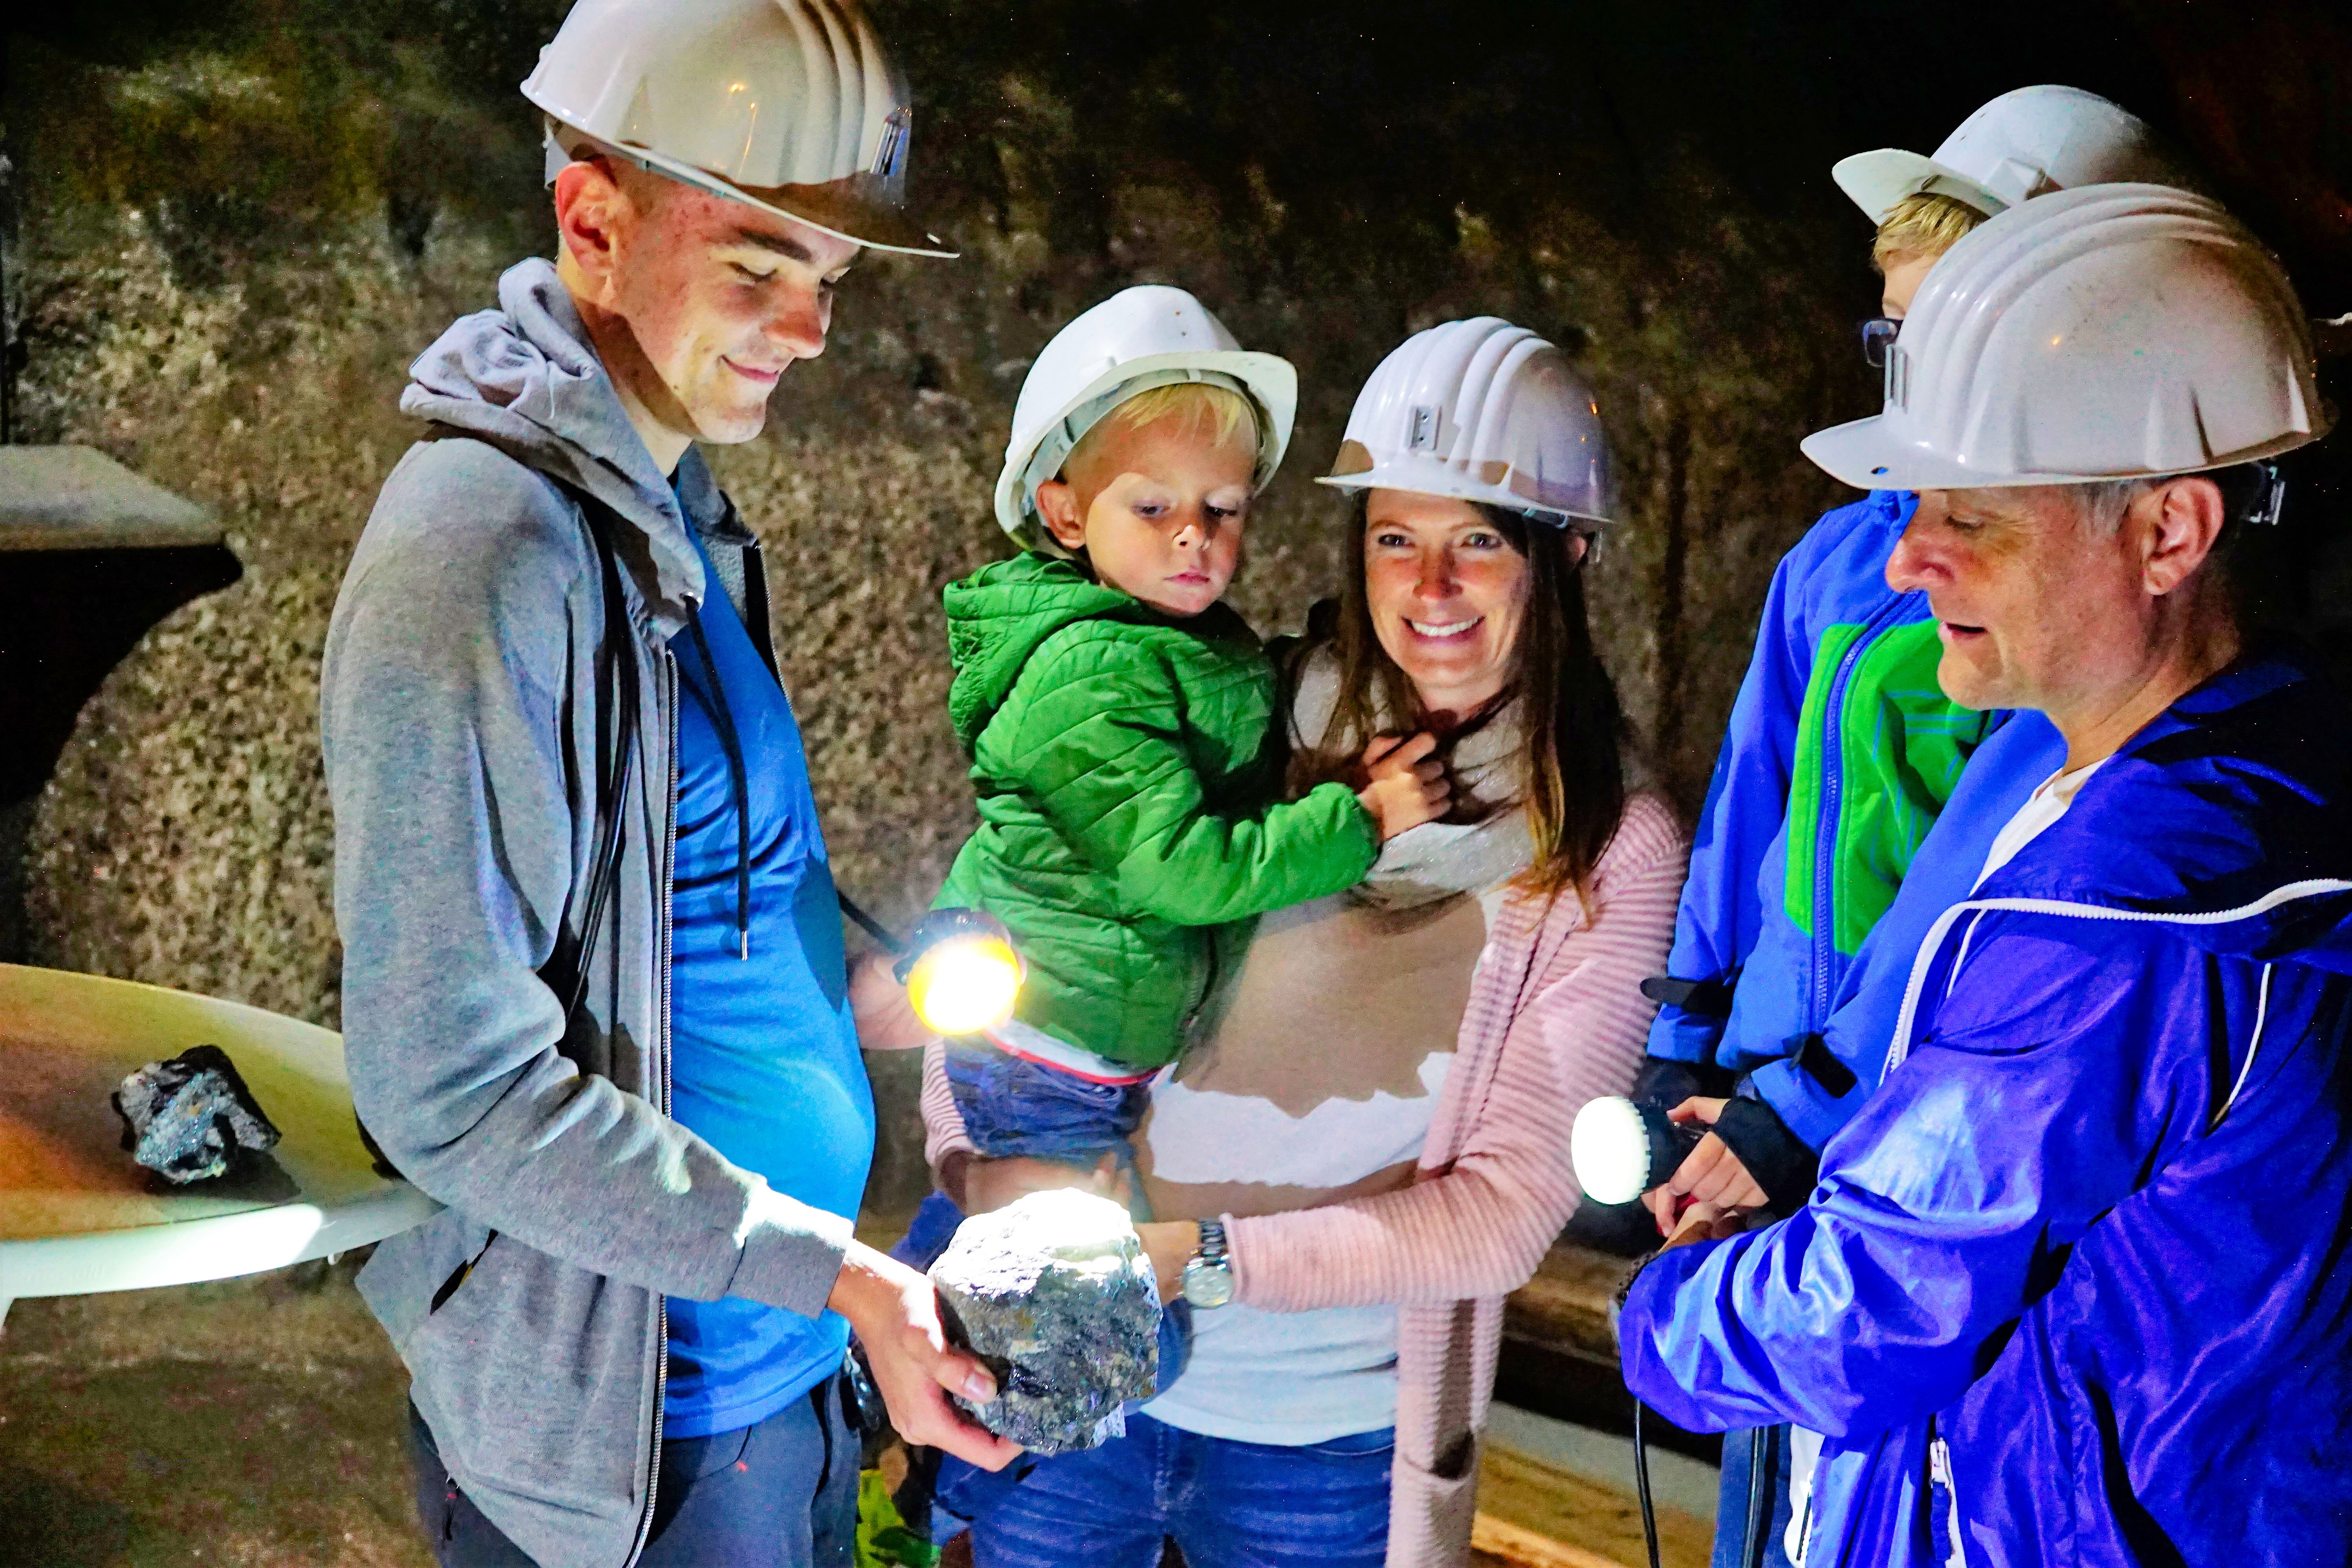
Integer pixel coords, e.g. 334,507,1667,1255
1071,382,1259,474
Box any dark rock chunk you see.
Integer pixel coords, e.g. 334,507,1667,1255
929,1189,1161,1455
111,1044,281,1183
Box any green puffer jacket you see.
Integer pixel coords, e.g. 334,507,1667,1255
937,552,1378,1069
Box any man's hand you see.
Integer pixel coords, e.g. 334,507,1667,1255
827,1240,1022,1471
952,1152,1119,1215
1357,733,1451,841
1661,1199,1744,1251
849,952,935,1052
1135,1220,1200,1303
1643,1097,1769,1236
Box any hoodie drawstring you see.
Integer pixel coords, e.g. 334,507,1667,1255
684,603,752,960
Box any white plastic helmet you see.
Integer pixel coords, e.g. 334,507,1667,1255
995,286,1298,553
1802,184,2329,492
1835,85,2187,225
523,0,952,258
1319,318,1614,527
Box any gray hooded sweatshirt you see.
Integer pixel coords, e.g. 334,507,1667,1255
321,258,854,1568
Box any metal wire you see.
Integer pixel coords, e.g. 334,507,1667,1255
1744,1427,1772,1568
836,891,906,955
1632,1400,1663,1568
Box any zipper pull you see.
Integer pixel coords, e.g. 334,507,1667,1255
1928,1432,1970,1567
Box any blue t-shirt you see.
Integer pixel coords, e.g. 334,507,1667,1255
663,526,875,1439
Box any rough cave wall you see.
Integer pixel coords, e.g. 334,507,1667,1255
8,3,1866,1212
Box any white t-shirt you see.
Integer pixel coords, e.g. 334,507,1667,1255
1974,757,2106,890
1138,1047,1449,1444
1133,881,1504,1445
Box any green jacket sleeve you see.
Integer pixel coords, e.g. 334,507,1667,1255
1003,634,1378,926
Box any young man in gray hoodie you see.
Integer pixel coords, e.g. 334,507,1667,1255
320,3,1016,1564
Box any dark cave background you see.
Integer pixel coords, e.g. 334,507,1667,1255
3,0,2348,1204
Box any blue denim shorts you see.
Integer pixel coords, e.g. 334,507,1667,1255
942,1037,1152,1165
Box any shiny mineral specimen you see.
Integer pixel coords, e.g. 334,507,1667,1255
928,1188,1161,1455
111,1044,282,1183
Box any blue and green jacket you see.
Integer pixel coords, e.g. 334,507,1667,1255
1644,489,2066,1151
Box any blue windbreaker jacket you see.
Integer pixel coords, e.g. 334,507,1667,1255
1620,654,2352,1566
1646,490,2066,1150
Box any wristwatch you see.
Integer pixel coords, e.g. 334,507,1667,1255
1180,1219,1235,1308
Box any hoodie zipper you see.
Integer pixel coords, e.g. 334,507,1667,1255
1810,593,1908,1033
625,646,682,1568
630,535,768,1566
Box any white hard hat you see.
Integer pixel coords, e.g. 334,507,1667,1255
523,0,953,258
1318,318,1615,528
1834,85,2186,225
1802,184,2329,492
994,286,1298,553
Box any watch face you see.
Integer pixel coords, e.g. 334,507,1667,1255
1181,1258,1236,1309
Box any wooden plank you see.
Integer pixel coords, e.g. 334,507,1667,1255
1504,1242,1639,1367
1475,1442,1711,1568
1472,1512,1634,1568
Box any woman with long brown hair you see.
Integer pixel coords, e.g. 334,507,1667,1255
926,317,1687,1568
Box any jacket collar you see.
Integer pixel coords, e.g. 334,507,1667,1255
1972,650,2352,969
402,258,723,635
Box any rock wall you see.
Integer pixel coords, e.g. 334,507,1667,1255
11,7,1864,1212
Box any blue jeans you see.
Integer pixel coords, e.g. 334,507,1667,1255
1713,1425,1795,1568
959,1412,1394,1568
942,1039,1151,1165
406,1377,857,1567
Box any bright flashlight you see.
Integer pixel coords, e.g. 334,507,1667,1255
898,909,1024,1037
1570,1095,1706,1207
837,897,1026,1038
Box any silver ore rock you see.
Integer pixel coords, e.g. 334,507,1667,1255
928,1188,1161,1454
111,1044,282,1183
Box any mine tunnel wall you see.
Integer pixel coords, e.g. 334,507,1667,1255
7,22,1883,1214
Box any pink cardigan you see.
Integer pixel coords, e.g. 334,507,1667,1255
922,790,1687,1567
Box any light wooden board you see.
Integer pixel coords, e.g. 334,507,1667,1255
1475,1443,1712,1568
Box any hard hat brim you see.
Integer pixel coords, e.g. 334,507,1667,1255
1832,149,2007,227
1800,415,2004,491
1315,461,1614,528
992,350,1299,546
1800,412,2329,493
583,135,958,259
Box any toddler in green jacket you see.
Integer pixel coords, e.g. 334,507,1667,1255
935,286,1448,1188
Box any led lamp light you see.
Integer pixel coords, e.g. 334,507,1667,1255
1570,1095,1706,1207
837,897,1027,1039
903,931,1023,1036
892,908,1025,1038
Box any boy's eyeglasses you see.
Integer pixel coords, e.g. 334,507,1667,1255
1861,317,1901,369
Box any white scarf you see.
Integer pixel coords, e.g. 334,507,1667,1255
1287,647,1536,911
